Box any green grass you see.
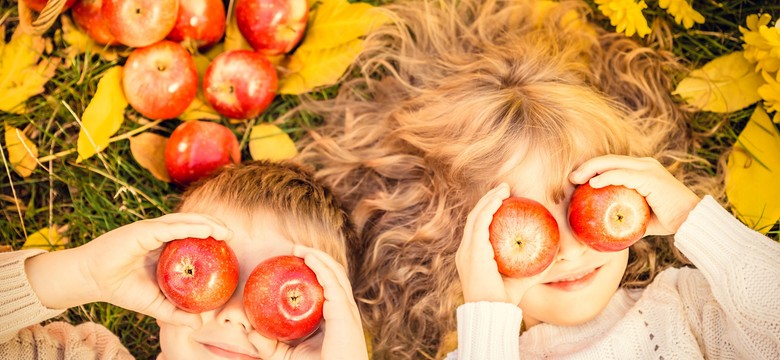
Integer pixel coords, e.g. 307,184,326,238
2,0,779,358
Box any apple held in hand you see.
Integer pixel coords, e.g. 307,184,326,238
165,120,241,186
167,0,226,49
568,183,650,252
203,50,277,119
72,0,118,45
157,237,240,313
123,40,198,120
23,0,76,13
244,255,324,342
489,197,560,278
235,0,308,55
102,0,178,48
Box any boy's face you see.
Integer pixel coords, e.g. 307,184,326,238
499,149,629,329
158,206,295,359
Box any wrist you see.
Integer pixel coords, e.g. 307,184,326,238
25,248,97,309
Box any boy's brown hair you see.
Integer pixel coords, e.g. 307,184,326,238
175,160,356,271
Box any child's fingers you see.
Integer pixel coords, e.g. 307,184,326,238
131,216,233,252
461,183,510,249
297,249,357,310
569,155,653,184
293,246,354,300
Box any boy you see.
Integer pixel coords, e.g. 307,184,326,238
0,160,367,359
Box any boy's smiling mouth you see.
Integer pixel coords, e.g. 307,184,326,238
201,342,260,359
543,266,603,291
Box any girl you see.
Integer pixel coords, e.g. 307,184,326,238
295,0,780,358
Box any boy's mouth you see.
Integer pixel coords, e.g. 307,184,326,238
202,343,260,359
543,266,602,291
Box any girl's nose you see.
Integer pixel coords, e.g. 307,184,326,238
548,201,589,262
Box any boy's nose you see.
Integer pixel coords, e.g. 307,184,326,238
214,286,253,332
549,203,589,261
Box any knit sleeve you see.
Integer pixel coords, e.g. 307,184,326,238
449,301,523,359
674,195,780,358
0,250,65,343
0,322,134,360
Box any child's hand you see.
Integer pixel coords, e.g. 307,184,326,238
456,183,550,305
85,213,233,327
569,155,701,236
249,245,368,360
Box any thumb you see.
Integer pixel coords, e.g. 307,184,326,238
144,294,202,329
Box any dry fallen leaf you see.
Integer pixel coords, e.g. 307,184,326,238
129,132,171,182
672,52,764,113
0,25,60,114
21,226,70,251
249,124,298,162
4,124,39,178
77,66,128,162
726,106,780,233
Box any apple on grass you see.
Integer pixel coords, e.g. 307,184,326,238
123,40,198,120
167,0,226,49
102,0,178,48
157,237,240,313
203,50,278,120
235,0,308,55
165,120,241,186
567,183,651,252
489,197,560,278
71,0,117,45
243,255,324,342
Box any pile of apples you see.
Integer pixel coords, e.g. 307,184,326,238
25,0,308,185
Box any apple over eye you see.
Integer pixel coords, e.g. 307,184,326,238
157,237,240,313
567,183,651,252
489,197,561,278
243,255,325,342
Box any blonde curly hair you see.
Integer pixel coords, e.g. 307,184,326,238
295,0,722,358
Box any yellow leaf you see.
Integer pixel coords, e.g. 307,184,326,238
0,26,59,114
77,66,128,162
296,0,389,51
60,15,126,62
129,132,171,182
225,6,253,51
249,124,298,161
672,52,764,113
180,53,222,121
279,39,363,94
22,226,69,251
4,124,39,178
726,106,780,233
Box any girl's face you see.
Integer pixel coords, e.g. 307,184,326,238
499,150,629,328
157,206,295,359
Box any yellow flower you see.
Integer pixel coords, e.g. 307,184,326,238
758,71,780,123
740,14,780,73
658,0,704,29
594,0,651,38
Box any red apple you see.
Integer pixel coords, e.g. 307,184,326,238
102,0,178,48
157,237,240,313
203,50,277,119
165,120,241,186
243,255,324,342
23,0,76,13
123,40,198,120
568,183,651,252
235,0,308,55
72,0,118,45
167,0,226,49
489,197,560,278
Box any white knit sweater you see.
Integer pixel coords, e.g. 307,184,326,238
447,196,780,359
